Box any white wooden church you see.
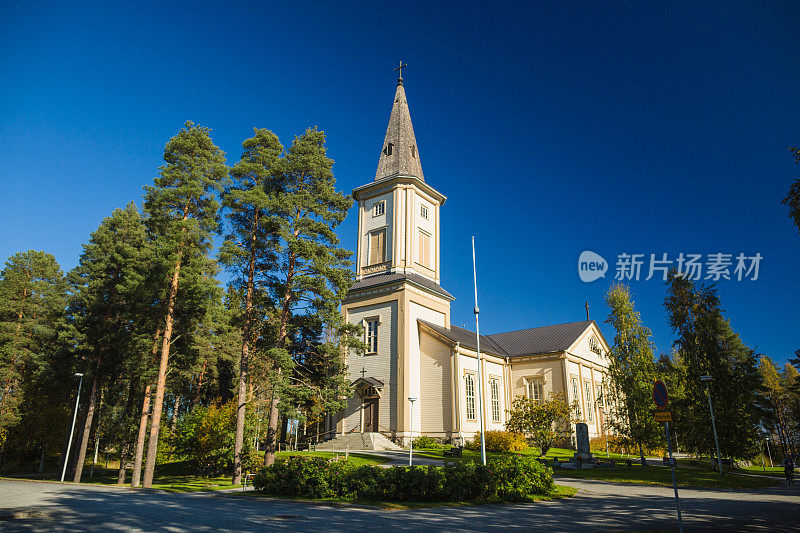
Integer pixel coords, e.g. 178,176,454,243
329,74,613,448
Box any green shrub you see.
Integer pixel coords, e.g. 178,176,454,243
412,435,443,449
465,430,527,453
253,455,553,503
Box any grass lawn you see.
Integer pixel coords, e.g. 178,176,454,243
553,462,778,489
416,446,654,464
4,452,392,493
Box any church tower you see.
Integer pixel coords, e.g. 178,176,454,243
338,72,453,444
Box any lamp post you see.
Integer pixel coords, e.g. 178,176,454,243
61,373,84,482
700,375,723,475
766,437,773,468
408,397,417,466
471,236,487,466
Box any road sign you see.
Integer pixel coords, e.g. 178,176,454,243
653,380,669,410
655,411,672,422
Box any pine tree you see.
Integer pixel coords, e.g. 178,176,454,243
0,251,66,465
782,146,800,234
262,127,359,466
141,122,227,487
66,203,151,482
219,128,282,484
604,284,661,464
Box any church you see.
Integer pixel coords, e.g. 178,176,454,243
333,73,612,447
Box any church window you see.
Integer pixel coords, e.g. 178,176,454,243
369,229,386,265
418,230,431,268
490,379,501,422
465,373,476,420
385,143,393,156
420,204,428,220
585,382,594,423
527,379,543,402
589,335,602,355
571,377,582,419
373,201,385,216
596,384,605,412
365,319,379,354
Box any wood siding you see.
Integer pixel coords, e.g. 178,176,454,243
419,331,452,433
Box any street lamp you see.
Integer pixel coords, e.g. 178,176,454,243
408,397,417,466
766,437,773,468
61,373,84,482
700,375,723,475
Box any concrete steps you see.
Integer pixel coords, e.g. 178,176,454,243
315,432,403,451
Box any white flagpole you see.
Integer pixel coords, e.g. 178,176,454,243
472,236,487,466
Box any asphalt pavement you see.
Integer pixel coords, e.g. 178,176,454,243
1,476,798,532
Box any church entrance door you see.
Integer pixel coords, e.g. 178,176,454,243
363,398,379,432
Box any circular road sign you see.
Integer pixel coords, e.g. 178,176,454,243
653,380,669,410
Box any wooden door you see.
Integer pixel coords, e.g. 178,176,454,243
363,398,378,432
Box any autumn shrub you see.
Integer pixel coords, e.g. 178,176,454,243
253,455,553,502
172,401,238,476
465,430,527,453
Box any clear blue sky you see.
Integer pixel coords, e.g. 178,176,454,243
2,2,799,366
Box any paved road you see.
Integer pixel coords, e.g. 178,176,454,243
1,477,798,532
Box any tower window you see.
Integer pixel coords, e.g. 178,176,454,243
385,143,393,156
420,204,428,220
373,201,385,216
418,230,431,268
411,145,416,158
365,319,379,354
465,374,476,420
490,379,501,423
369,229,386,265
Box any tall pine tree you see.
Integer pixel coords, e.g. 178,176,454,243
141,122,227,487
219,128,282,484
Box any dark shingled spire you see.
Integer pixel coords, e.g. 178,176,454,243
375,81,424,181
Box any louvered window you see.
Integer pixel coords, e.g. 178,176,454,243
369,229,386,265
418,230,430,268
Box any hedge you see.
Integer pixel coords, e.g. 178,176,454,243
253,455,553,502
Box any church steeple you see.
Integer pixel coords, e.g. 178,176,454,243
375,78,424,182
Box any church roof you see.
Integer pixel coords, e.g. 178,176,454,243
347,272,454,300
418,319,596,357
374,80,424,182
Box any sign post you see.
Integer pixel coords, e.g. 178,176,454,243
654,380,683,533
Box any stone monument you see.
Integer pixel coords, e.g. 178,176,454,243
572,423,595,466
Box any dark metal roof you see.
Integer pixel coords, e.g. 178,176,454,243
347,272,454,300
418,319,595,358
353,377,384,388
418,320,506,356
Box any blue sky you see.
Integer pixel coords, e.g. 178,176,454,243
1,2,799,366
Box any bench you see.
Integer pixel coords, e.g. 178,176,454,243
443,446,463,458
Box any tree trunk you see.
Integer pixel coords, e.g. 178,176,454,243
73,377,99,482
131,384,151,488
234,225,258,485
143,230,185,488
264,390,281,466
38,447,45,474
117,442,130,485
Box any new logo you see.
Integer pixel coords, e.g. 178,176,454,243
578,251,608,283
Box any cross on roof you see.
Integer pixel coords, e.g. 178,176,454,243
585,301,590,321
394,60,407,80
